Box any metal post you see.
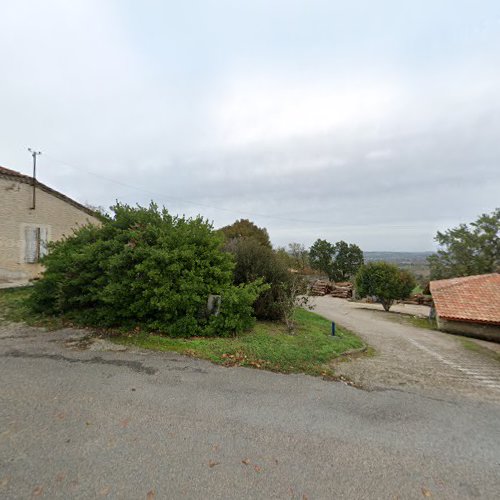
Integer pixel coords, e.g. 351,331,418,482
28,148,42,210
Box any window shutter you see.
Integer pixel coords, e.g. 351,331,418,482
39,227,49,257
25,227,38,263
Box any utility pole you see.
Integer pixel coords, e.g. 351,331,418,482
28,148,42,210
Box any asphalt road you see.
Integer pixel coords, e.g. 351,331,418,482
1,322,500,499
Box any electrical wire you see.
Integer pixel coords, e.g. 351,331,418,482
41,153,435,230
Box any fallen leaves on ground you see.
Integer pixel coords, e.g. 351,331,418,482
99,486,111,496
241,458,251,465
421,487,432,497
32,485,43,497
221,352,267,368
208,460,221,468
120,419,129,428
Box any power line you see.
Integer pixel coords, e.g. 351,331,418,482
41,153,436,230
42,153,332,225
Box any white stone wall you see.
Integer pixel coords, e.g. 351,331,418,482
0,176,101,280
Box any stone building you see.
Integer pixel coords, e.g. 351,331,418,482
430,273,500,342
0,165,100,282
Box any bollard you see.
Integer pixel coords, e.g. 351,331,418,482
331,321,336,336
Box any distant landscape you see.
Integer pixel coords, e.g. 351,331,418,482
364,251,433,284
364,251,433,263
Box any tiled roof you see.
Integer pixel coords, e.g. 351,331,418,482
0,165,97,218
430,273,500,325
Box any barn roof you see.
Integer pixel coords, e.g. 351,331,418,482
430,273,500,325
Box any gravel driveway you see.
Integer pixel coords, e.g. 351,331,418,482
312,297,500,402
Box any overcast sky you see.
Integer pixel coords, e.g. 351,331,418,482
1,1,499,251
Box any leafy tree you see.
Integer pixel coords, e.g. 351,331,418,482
30,203,266,337
309,239,364,281
331,241,364,281
428,208,500,280
309,239,335,278
219,219,272,248
288,242,309,271
84,203,110,222
355,262,416,311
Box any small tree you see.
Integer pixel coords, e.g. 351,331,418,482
288,242,309,271
428,209,499,279
275,274,313,332
355,262,415,311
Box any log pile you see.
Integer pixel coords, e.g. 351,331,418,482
331,282,353,299
310,280,333,296
401,294,433,306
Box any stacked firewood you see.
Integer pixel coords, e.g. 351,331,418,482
401,294,433,306
330,282,353,299
310,280,333,296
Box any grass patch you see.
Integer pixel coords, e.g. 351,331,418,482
370,307,437,331
460,339,500,363
0,287,365,377
0,286,64,329
405,316,438,330
112,308,364,377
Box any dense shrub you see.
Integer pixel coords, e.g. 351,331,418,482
355,262,415,311
29,203,266,337
218,219,272,248
224,238,305,321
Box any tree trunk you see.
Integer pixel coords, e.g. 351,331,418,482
381,299,393,311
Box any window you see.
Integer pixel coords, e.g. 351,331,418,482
25,226,48,263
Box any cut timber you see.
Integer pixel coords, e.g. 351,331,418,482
310,280,333,296
331,282,353,299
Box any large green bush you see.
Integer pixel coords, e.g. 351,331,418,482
30,203,265,337
355,262,415,311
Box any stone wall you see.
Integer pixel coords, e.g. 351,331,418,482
0,176,100,280
437,317,500,343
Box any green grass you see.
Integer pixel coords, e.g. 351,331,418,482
405,316,438,330
0,287,365,377
460,339,500,363
0,286,64,329
373,307,437,331
112,308,364,377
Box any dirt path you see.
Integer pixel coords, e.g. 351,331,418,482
312,297,500,402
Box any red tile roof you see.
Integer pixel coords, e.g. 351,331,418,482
0,165,97,218
430,274,500,325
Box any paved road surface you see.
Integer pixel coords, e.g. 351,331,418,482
312,297,500,403
1,321,500,499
